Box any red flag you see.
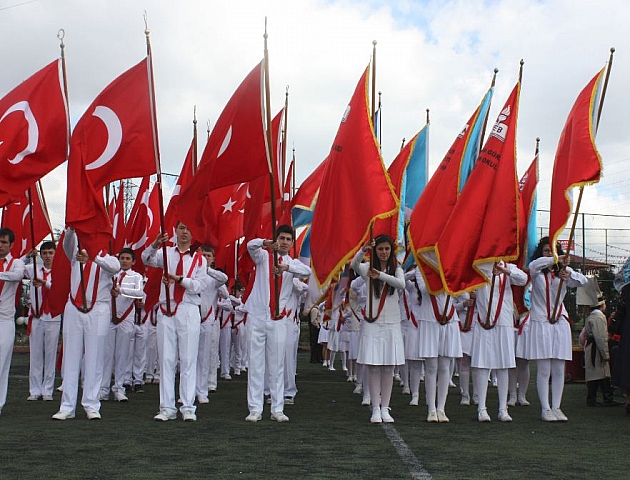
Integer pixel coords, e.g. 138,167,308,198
164,138,196,239
435,82,521,295
66,59,157,255
49,231,70,318
70,59,156,190
175,62,269,239
111,182,125,254
310,65,398,286
0,60,68,207
278,159,294,227
1,185,53,257
125,178,160,273
549,68,605,259
408,88,493,293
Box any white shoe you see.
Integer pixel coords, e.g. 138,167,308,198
86,409,101,420
498,409,512,422
27,395,40,401
154,410,177,421
361,394,371,406
370,407,382,423
427,410,439,423
322,361,329,368
245,412,262,422
284,396,295,405
541,409,557,422
449,380,457,388
265,397,272,405
271,411,290,422
472,393,479,405
114,392,128,402
552,408,568,422
437,410,450,423
234,369,241,376
491,377,498,387
394,373,402,383
478,408,491,422
381,407,395,423
42,395,54,401
409,394,419,406
507,394,517,407
460,394,470,406
56,385,63,392
402,386,411,395
353,384,363,395
182,411,197,422
221,374,232,380
517,396,530,406
52,410,75,420
197,396,209,404
328,366,336,371
99,392,109,401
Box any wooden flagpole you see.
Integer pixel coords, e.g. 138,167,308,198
367,41,378,322
37,180,55,244
26,186,40,314
144,13,172,315
263,18,280,318
192,106,198,174
550,48,614,323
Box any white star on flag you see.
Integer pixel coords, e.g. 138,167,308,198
222,197,237,213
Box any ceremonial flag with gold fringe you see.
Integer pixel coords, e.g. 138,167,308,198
310,65,398,287
434,81,521,295
408,86,493,293
549,68,605,259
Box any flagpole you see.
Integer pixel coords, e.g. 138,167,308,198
371,40,377,122
479,68,499,147
192,106,198,174
550,49,614,323
263,18,280,318
282,86,289,187
58,29,88,313
367,42,377,321
26,186,40,315
144,13,172,316
36,181,55,244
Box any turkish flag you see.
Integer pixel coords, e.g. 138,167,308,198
49,230,71,318
66,58,157,255
1,184,53,257
125,178,160,273
0,60,68,207
70,59,156,190
111,182,125,254
310,65,398,287
175,61,269,240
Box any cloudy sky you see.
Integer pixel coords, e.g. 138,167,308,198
1,0,629,265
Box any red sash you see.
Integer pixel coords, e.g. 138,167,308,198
70,261,100,313
402,290,418,328
430,295,455,325
476,274,507,330
269,253,286,320
29,267,51,319
201,305,213,323
160,250,202,317
459,298,476,332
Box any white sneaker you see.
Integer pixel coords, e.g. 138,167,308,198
234,369,241,376
114,391,128,402
517,396,530,406
322,361,329,368
328,366,336,371
402,386,411,395
182,411,197,422
498,409,513,422
154,410,177,422
221,374,232,380
427,410,439,423
370,407,382,423
197,396,209,404
361,394,371,406
460,394,470,406
437,410,450,423
99,392,109,401
478,408,491,422
409,394,419,406
507,394,517,407
449,380,457,388
353,384,363,395
27,395,40,401
552,408,568,422
381,407,394,423
394,373,402,383
86,409,101,420
42,395,54,401
346,376,354,382
284,396,295,405
245,412,262,422
52,410,75,420
56,385,63,392
271,411,290,422
541,409,557,422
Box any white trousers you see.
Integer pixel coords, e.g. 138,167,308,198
101,319,133,395
208,318,220,389
157,304,200,415
59,302,110,414
231,327,243,371
28,318,61,397
128,323,146,386
247,315,288,414
144,321,159,381
0,320,15,412
219,326,232,377
284,320,300,397
196,319,212,397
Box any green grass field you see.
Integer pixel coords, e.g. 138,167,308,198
1,351,628,480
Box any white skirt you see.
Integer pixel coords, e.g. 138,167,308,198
357,321,405,366
460,328,473,356
470,324,515,369
328,328,341,351
519,318,573,361
514,322,528,358
347,330,360,360
317,326,329,344
403,324,422,360
417,320,462,359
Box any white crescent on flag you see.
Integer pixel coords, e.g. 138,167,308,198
217,126,232,158
130,190,154,250
85,105,122,170
0,101,40,164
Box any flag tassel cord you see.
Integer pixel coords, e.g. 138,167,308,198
144,13,172,315
550,47,614,323
483,268,497,328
